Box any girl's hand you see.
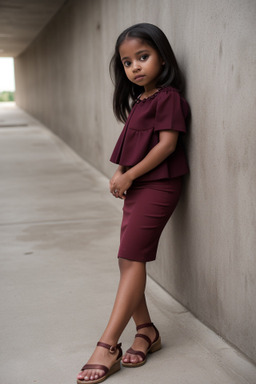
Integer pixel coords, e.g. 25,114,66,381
109,170,122,188
109,167,124,198
110,172,133,199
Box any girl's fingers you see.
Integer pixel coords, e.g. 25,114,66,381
118,189,126,199
110,181,128,198
110,187,119,198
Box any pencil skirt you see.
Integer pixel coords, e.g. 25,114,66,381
117,177,182,262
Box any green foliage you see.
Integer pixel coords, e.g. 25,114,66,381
0,91,15,102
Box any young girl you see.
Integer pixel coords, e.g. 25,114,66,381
77,23,190,383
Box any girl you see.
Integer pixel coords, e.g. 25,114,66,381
77,23,190,383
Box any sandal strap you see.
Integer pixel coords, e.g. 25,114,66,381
151,324,160,344
136,322,154,331
135,333,152,347
97,341,122,359
136,322,160,345
126,347,146,361
80,342,122,372
81,363,108,374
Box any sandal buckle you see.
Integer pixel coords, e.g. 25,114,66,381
109,345,116,354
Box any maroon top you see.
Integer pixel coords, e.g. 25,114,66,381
110,86,190,181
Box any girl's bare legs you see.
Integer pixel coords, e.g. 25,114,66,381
77,258,148,382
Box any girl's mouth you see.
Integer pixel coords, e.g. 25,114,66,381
134,75,145,81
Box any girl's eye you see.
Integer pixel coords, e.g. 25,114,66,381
123,61,131,67
140,54,149,61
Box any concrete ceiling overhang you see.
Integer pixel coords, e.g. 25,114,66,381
0,0,67,57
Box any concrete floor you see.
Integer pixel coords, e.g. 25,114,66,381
0,102,255,384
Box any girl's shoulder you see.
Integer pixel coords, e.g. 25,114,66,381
154,86,189,107
156,86,190,118
158,86,185,99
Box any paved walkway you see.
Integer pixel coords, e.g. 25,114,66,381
0,102,255,384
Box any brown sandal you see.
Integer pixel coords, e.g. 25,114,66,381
122,322,161,368
77,341,122,384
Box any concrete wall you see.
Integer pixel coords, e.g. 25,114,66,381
14,0,256,363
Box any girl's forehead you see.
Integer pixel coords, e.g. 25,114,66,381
119,37,152,56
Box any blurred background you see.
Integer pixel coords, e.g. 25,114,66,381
0,57,15,101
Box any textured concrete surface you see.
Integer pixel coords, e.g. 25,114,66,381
0,0,66,57
0,103,256,384
13,0,256,362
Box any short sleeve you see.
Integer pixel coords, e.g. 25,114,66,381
154,89,189,133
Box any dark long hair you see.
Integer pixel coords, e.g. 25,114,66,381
109,23,184,123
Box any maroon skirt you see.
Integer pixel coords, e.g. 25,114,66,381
117,177,182,262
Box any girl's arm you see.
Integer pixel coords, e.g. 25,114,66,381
127,130,178,180
110,130,179,199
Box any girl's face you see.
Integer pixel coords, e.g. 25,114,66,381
119,38,164,92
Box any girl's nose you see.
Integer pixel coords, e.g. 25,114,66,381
132,61,141,72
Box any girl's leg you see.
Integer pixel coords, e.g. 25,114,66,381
77,258,147,382
100,258,147,343
132,294,151,325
